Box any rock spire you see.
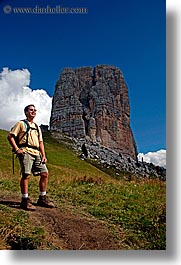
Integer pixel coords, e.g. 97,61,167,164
50,65,137,160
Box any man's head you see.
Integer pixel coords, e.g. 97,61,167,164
24,105,37,120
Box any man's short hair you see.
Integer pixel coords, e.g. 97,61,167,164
24,104,35,114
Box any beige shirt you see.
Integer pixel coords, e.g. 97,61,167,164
10,120,43,156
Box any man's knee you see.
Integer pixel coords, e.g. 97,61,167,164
40,172,48,178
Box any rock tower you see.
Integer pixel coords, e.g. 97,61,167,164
50,65,137,160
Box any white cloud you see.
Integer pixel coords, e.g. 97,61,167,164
138,149,166,168
0,67,52,130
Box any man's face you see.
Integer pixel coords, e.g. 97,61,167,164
26,106,37,119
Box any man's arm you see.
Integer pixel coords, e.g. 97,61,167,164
7,134,24,155
39,141,47,163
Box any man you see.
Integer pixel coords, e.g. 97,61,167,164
7,104,54,211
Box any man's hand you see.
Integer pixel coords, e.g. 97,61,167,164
16,148,24,155
41,156,47,164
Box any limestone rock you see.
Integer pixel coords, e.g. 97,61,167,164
50,65,137,160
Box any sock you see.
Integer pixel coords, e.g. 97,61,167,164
40,191,46,196
22,193,28,198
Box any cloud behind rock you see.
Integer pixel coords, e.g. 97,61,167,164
138,149,166,168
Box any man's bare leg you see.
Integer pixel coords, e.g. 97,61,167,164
20,174,36,211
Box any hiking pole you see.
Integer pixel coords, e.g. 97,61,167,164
12,152,15,175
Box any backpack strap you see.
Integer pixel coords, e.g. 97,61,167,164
34,122,40,137
15,120,30,147
22,119,30,146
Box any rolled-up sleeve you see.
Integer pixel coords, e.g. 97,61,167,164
9,122,22,137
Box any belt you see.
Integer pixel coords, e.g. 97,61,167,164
18,144,40,151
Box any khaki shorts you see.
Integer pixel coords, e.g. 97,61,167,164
18,152,48,176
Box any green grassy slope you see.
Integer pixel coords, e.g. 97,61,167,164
0,130,166,250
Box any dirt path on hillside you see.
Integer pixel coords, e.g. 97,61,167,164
30,206,122,250
0,196,126,250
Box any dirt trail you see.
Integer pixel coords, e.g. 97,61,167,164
30,206,122,250
0,196,124,250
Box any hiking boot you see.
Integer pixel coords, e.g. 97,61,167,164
20,198,36,211
37,195,55,208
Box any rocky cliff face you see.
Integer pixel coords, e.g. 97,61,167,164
50,65,137,160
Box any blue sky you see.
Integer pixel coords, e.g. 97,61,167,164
0,0,166,154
